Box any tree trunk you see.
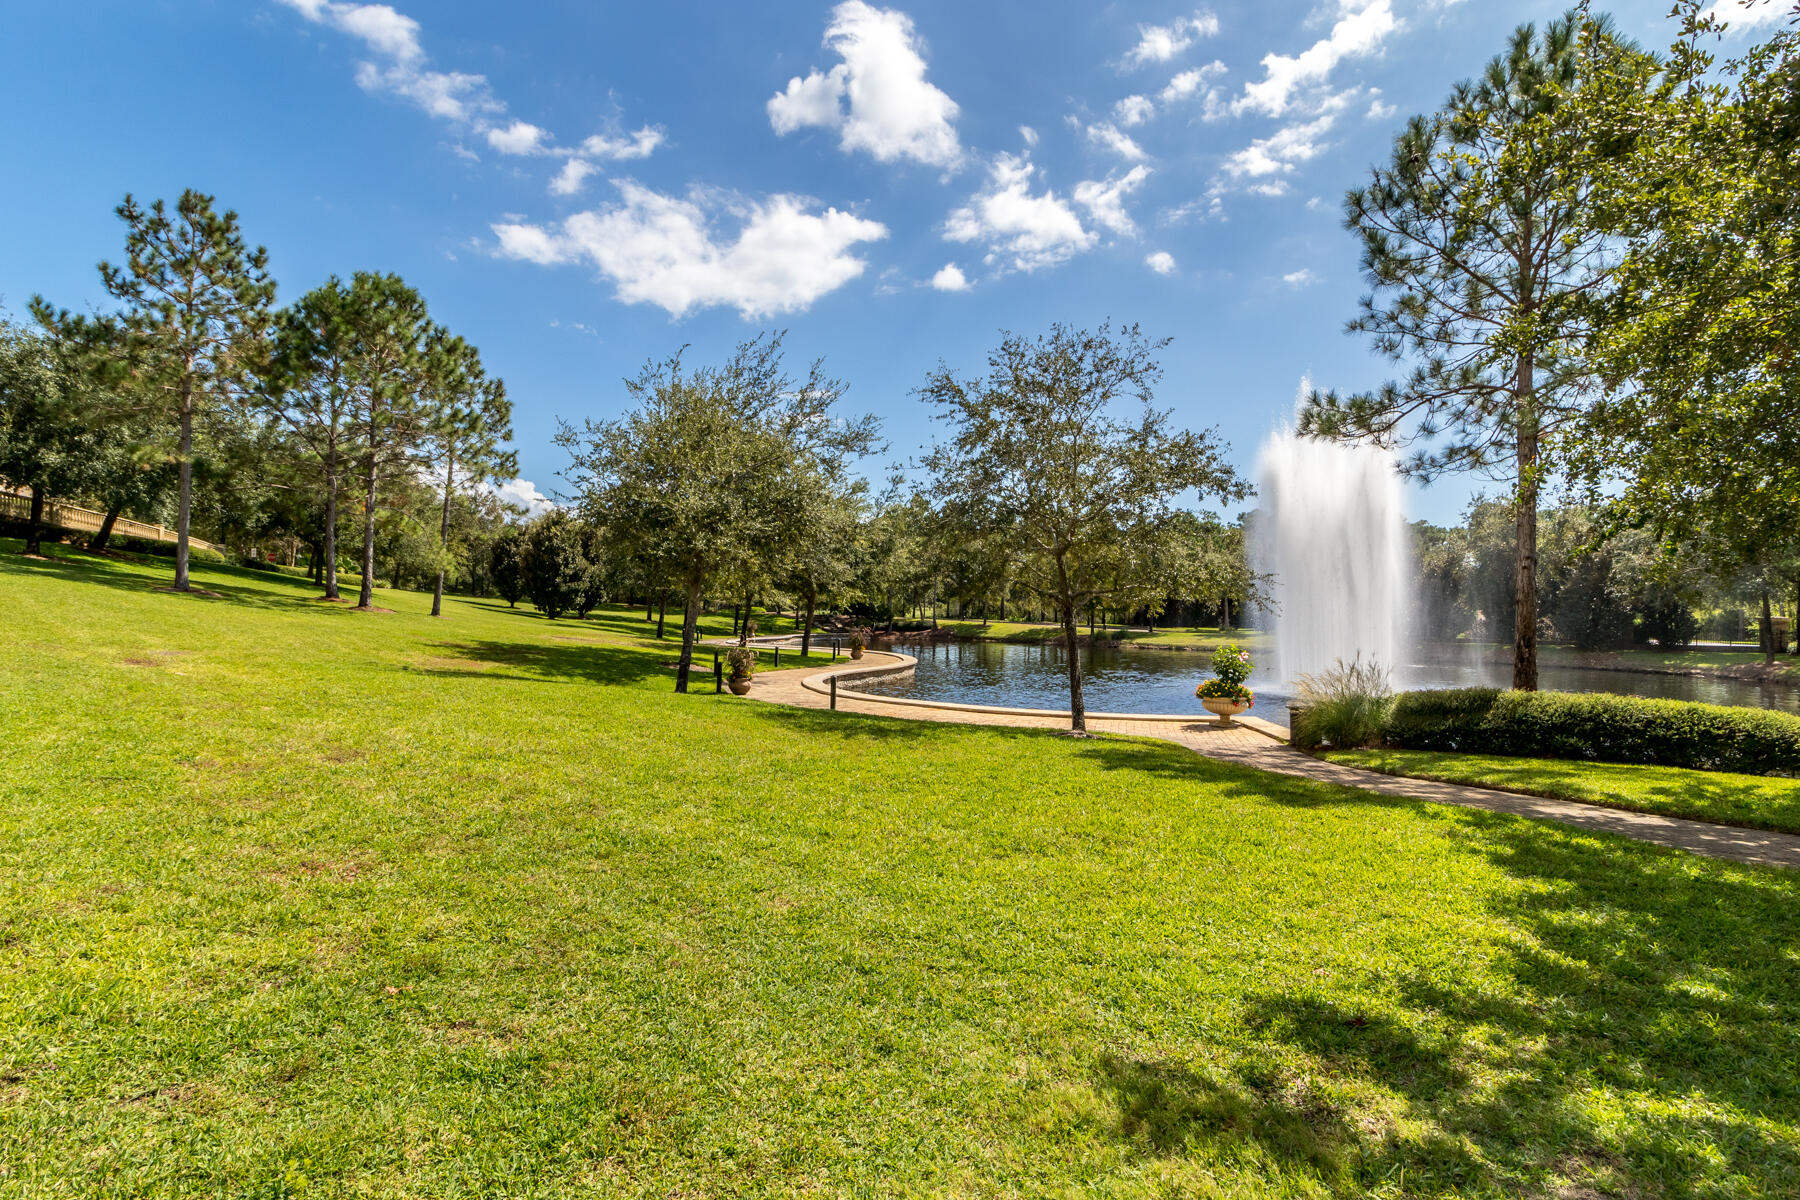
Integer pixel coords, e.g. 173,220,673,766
732,603,741,638
23,485,45,556
90,502,123,551
358,450,378,608
1059,600,1086,733
1763,587,1777,666
1512,391,1541,691
174,398,193,590
675,577,703,693
392,558,403,590
802,591,816,658
432,452,455,618
656,593,667,639
322,461,341,600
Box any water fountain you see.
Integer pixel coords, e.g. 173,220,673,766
1253,415,1411,687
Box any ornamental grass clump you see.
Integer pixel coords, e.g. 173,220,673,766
1196,643,1254,706
726,644,756,682
1290,656,1393,751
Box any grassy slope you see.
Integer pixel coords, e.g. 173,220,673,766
1327,748,1800,835
2,548,1799,1197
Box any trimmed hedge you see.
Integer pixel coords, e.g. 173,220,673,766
1382,688,1800,775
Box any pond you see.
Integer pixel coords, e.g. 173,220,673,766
854,639,1800,716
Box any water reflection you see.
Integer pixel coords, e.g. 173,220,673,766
855,639,1800,716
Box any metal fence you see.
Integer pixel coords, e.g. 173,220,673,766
0,488,222,552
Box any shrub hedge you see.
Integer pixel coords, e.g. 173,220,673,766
1382,688,1800,774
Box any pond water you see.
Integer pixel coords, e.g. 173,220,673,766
855,639,1800,716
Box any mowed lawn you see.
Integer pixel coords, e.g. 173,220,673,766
3,549,1800,1198
1329,748,1800,836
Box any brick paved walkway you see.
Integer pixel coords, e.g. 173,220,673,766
748,653,1800,870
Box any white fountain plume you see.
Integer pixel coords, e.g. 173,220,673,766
1254,381,1411,686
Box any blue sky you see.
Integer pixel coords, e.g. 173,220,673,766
1,0,1782,524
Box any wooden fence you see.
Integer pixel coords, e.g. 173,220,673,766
0,488,222,552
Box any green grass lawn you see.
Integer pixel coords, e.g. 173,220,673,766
5,544,1800,1196
1505,643,1800,677
1327,747,1800,836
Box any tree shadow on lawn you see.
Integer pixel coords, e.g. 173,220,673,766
408,638,686,688
1073,738,1800,1194
0,546,320,613
1383,754,1800,836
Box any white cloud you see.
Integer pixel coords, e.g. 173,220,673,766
1222,110,1340,177
1019,125,1039,146
1366,97,1397,120
492,182,888,319
1145,250,1177,275
1108,61,1227,130
581,127,665,161
1247,180,1292,197
277,0,662,188
1703,0,1791,30
1282,268,1318,287
944,154,1095,272
492,477,558,518
279,0,503,125
1114,95,1156,127
487,120,550,155
549,158,597,196
1232,0,1398,118
1073,165,1152,236
1123,12,1221,68
1084,121,1148,161
930,263,971,291
1162,61,1227,104
767,1,962,167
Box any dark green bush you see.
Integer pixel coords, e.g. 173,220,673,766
1383,688,1800,774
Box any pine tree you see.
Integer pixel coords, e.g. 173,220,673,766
80,191,273,591
1303,15,1618,689
420,335,514,617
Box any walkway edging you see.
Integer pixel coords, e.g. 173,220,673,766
797,653,1289,740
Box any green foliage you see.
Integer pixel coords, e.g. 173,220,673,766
519,510,587,620
1572,3,1800,583
726,644,756,680
923,323,1247,728
1290,657,1393,751
1383,687,1800,774
487,525,525,607
559,333,878,692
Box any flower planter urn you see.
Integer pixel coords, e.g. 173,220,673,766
1201,697,1251,725
728,676,753,696
850,646,864,661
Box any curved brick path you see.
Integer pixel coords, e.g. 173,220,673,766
749,653,1800,871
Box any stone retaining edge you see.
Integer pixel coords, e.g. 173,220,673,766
799,654,1290,741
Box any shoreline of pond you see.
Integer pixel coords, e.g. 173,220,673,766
868,628,1800,685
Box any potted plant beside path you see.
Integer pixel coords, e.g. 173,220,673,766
848,628,867,661
727,645,756,696
1197,643,1255,725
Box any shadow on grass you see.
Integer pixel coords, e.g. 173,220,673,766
409,638,688,688
1354,754,1800,837
1068,736,1800,1194
0,546,327,613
